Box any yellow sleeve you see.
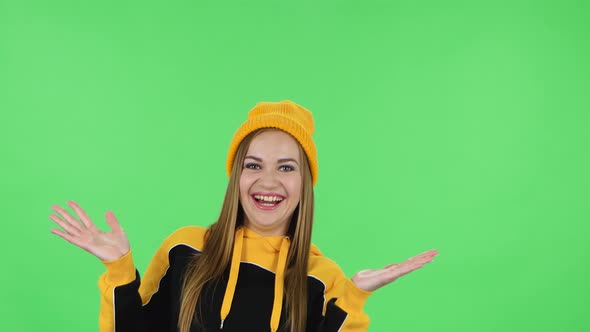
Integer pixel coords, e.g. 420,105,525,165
96,226,206,332
97,250,138,332
324,273,373,331
309,249,373,332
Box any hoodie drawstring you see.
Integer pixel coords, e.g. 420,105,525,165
220,227,244,329
270,236,290,332
219,228,291,332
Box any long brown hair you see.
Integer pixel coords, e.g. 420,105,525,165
178,128,315,332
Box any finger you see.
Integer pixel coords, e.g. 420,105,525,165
405,251,437,265
412,250,438,260
49,214,81,236
419,254,436,263
51,205,83,232
421,250,438,259
372,265,413,285
408,254,435,265
376,252,437,285
67,200,96,230
385,251,436,272
105,211,123,233
51,228,87,249
401,256,434,273
387,258,428,277
388,263,423,280
401,256,432,270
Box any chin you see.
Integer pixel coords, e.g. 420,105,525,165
246,217,290,235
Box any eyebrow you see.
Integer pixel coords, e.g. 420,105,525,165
245,156,299,165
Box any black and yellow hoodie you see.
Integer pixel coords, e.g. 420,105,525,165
98,226,372,331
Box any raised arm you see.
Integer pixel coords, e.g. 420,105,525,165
321,249,438,332
49,201,173,331
50,200,130,262
351,250,438,292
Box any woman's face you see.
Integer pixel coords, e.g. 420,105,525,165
239,130,302,236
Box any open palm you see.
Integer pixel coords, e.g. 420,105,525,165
49,200,130,262
352,250,438,292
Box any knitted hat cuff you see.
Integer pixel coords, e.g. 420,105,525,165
226,103,318,186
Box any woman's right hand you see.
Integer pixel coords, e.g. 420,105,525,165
49,200,131,262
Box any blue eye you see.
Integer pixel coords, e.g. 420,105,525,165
245,163,261,170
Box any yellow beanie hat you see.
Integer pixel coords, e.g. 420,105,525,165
226,100,318,186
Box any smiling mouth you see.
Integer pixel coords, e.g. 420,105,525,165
251,194,285,209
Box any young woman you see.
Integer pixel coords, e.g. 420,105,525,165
49,100,438,332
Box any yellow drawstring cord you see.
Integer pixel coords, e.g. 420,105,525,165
219,227,244,329
270,236,290,332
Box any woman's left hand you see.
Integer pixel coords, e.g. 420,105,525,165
352,250,438,292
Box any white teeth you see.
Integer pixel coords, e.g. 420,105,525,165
253,194,284,202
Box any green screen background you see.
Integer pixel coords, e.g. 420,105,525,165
1,0,589,331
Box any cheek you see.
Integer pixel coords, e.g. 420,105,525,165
286,176,302,200
239,174,251,198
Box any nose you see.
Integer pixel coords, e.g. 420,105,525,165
257,167,280,189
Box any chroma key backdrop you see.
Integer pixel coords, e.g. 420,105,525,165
0,0,588,331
